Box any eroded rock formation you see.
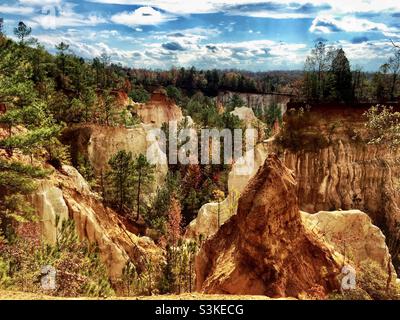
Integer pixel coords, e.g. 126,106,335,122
186,104,270,239
136,89,183,127
301,210,394,272
30,181,69,243
62,124,168,186
31,165,162,280
281,107,400,255
230,107,260,128
196,154,340,298
186,142,268,239
217,91,289,114
185,193,239,239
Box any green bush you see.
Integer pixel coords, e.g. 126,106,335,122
129,87,150,103
166,85,184,106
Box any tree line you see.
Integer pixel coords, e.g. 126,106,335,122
302,41,400,103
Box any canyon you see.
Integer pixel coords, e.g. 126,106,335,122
18,91,400,298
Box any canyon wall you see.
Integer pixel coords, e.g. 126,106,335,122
135,89,183,127
62,90,187,188
62,124,168,189
217,91,290,114
31,165,162,280
281,107,400,242
190,105,400,246
301,210,394,272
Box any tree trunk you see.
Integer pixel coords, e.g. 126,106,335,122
391,74,398,101
119,175,123,213
136,169,142,221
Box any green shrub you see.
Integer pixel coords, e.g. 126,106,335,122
129,87,150,103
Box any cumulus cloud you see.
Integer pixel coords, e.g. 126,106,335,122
339,40,394,65
162,41,186,51
35,33,136,60
310,15,397,34
314,37,328,42
87,0,400,16
26,2,106,29
5,0,399,71
143,39,308,70
111,6,175,27
19,0,61,5
226,2,332,19
0,4,34,15
168,32,185,38
151,27,221,46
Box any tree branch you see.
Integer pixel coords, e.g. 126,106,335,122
391,39,400,49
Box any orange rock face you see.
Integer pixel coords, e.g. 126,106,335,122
137,89,183,127
195,154,340,298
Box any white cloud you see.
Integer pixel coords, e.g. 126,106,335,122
141,38,308,70
338,40,395,68
0,4,34,15
31,27,394,71
28,2,106,29
151,27,221,45
18,0,61,5
235,11,311,19
87,0,228,15
111,6,175,27
310,15,397,34
87,0,400,16
35,33,136,60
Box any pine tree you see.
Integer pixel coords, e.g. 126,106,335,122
55,42,70,83
331,48,353,102
105,150,134,213
0,39,61,157
13,21,31,45
99,91,118,126
227,94,245,112
132,154,155,221
0,160,48,240
212,189,225,228
0,18,4,37
149,172,181,232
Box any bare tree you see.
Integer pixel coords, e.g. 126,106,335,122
389,51,400,100
391,39,400,49
304,41,335,100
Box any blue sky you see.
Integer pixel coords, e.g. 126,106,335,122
1,0,400,71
